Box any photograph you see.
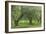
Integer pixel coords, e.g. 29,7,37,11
5,1,45,33
11,5,41,28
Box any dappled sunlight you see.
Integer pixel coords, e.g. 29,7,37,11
11,5,41,28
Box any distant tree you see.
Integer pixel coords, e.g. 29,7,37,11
21,6,41,25
11,5,22,26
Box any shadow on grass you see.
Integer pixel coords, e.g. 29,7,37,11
11,20,41,29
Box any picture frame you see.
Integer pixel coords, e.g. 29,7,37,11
5,1,45,33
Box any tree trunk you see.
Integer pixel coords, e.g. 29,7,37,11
14,20,18,26
14,14,23,26
29,17,32,25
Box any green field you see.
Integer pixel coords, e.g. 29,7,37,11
11,19,41,28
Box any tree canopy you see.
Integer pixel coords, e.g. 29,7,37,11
11,5,41,27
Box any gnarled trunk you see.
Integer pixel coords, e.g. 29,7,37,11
14,20,18,26
28,17,32,25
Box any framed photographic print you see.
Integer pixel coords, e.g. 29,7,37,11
5,1,45,33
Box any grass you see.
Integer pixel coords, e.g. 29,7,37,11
11,19,41,28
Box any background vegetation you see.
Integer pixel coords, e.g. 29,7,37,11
11,5,42,28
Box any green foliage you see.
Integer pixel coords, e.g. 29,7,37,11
11,5,41,28
11,5,21,20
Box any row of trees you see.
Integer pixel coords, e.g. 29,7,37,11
11,5,41,27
